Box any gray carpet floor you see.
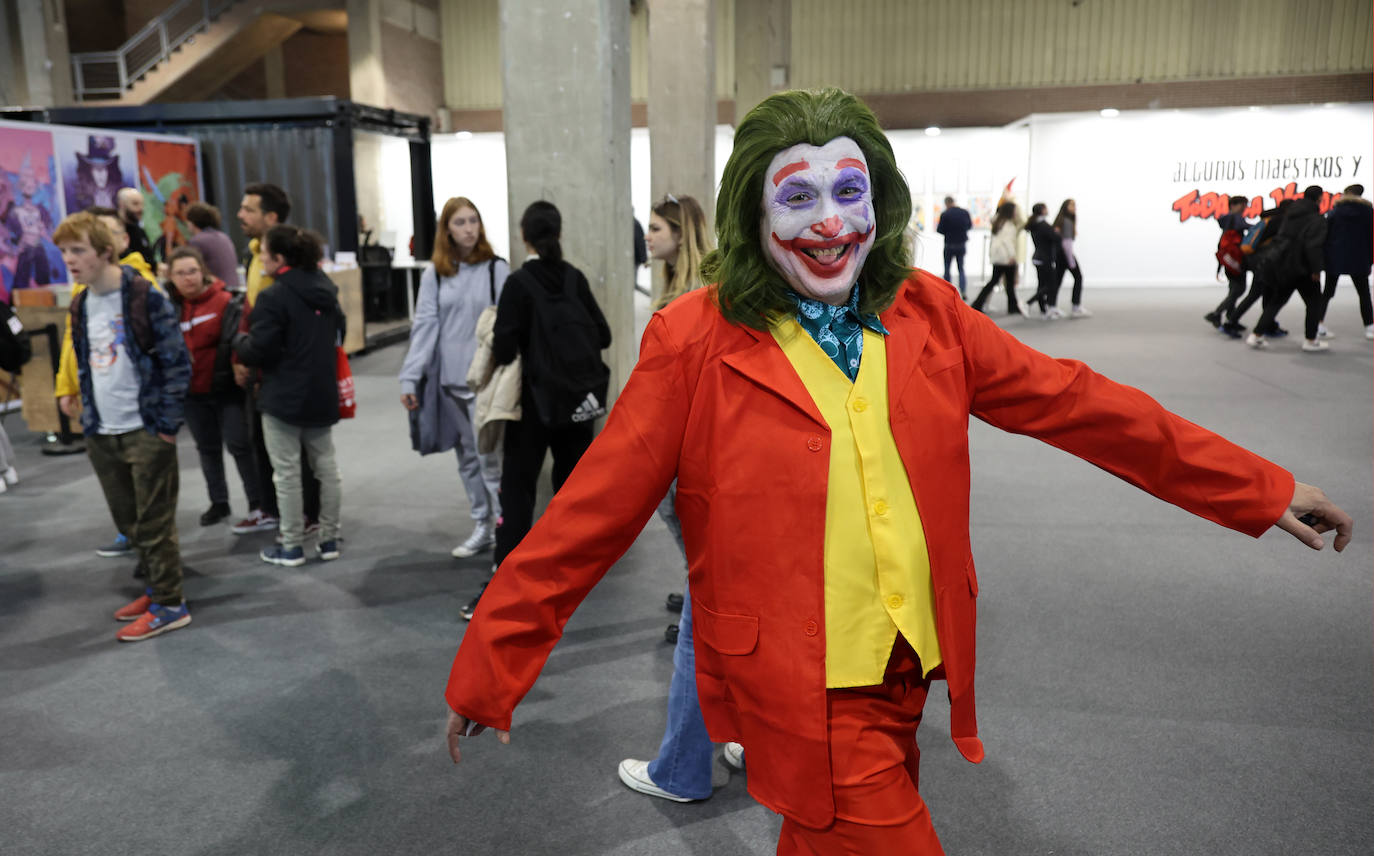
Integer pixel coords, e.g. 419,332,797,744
1,286,1370,855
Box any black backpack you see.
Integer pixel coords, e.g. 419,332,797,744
0,301,32,373
523,266,609,427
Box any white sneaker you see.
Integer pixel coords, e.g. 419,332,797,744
1317,324,1335,339
722,742,745,771
1301,339,1330,352
1246,333,1269,349
1365,325,1373,340
452,519,495,558
1046,307,1064,320
1,466,16,486
0,478,7,494
616,759,697,802
1070,305,1093,318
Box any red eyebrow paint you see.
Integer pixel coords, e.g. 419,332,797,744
836,158,867,173
771,160,810,185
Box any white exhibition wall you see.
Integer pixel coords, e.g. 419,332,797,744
421,102,1373,286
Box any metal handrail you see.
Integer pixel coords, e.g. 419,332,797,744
69,0,239,101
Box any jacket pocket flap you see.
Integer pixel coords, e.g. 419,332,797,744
695,602,760,655
921,346,964,376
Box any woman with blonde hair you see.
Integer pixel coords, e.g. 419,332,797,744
400,197,509,561
647,194,713,309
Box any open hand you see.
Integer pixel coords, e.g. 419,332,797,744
445,708,510,764
1275,482,1353,552
58,395,79,419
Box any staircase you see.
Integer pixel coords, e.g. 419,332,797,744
69,0,334,104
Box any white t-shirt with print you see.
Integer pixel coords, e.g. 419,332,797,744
85,289,144,434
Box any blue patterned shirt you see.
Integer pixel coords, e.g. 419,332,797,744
788,286,890,381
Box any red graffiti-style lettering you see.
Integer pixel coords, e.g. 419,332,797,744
1174,185,1341,225
1269,182,1300,205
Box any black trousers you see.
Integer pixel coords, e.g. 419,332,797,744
970,264,1019,312
942,247,966,295
1051,260,1083,307
184,390,261,509
1322,270,1373,326
493,407,595,568
1027,262,1055,311
247,389,320,521
1212,270,1248,319
1227,268,1269,328
1255,274,1324,341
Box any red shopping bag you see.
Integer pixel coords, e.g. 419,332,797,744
337,346,356,419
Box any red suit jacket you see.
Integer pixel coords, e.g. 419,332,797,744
445,272,1293,828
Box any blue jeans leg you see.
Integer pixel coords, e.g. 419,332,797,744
646,579,715,799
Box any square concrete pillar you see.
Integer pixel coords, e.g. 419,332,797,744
499,0,634,396
347,0,385,105
734,0,789,124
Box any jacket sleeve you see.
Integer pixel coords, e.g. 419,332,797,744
398,265,441,394
491,272,528,367
233,290,287,368
54,283,84,398
576,270,613,349
1303,216,1328,275
935,212,947,236
146,287,191,435
445,314,688,728
955,300,1293,536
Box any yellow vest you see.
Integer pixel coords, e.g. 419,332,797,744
245,238,274,307
773,321,942,688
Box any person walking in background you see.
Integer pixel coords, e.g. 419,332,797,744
1319,183,1373,340
970,202,1025,315
1051,198,1091,318
1247,186,1328,352
1024,202,1061,318
116,187,153,268
232,182,321,536
399,197,508,560
935,196,972,298
459,200,611,621
166,245,260,527
620,192,745,803
0,297,28,494
1225,202,1290,337
53,212,193,641
186,201,241,291
233,225,345,566
1206,195,1252,336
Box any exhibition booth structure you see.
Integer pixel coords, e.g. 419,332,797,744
4,97,436,346
428,101,1372,290
1,99,434,439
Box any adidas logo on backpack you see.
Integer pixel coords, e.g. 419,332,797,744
571,392,604,423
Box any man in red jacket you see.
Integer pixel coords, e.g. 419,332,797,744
442,89,1352,855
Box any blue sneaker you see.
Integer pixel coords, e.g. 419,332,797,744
261,544,306,567
97,533,131,558
316,540,340,561
117,601,191,642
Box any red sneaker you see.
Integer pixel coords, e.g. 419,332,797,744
114,592,152,622
116,602,191,642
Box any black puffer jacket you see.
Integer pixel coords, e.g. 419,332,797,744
234,267,345,427
1273,199,1328,279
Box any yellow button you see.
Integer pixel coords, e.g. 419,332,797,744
852,397,868,412
872,500,889,516
887,594,904,610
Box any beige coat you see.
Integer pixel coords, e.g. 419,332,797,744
466,305,521,454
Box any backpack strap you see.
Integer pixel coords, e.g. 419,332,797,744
488,256,503,304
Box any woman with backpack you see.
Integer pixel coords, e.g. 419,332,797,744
399,197,509,560
460,200,611,620
1050,198,1092,318
167,245,261,525
970,201,1026,315
233,225,345,567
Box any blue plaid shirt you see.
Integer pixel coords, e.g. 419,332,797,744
788,286,890,381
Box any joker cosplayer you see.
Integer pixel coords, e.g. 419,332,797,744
443,89,1351,854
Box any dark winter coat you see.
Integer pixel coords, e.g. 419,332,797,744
1324,196,1373,276
1273,199,1328,279
1026,217,1060,266
233,267,344,428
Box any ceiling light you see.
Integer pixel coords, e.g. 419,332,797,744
455,130,474,140
1099,108,1119,118
924,126,941,136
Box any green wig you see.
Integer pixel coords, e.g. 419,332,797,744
702,88,913,330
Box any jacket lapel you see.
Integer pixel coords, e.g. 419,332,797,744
880,298,932,407
721,325,827,429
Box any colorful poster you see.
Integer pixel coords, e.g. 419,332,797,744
0,124,67,302
135,138,201,261
55,130,136,215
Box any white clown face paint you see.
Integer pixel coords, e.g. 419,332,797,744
760,137,876,305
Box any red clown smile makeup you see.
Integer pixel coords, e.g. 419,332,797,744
760,136,876,305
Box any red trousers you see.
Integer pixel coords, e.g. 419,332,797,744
776,639,945,856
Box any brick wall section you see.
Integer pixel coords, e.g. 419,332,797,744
283,31,350,98
449,73,1371,133
381,22,443,121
